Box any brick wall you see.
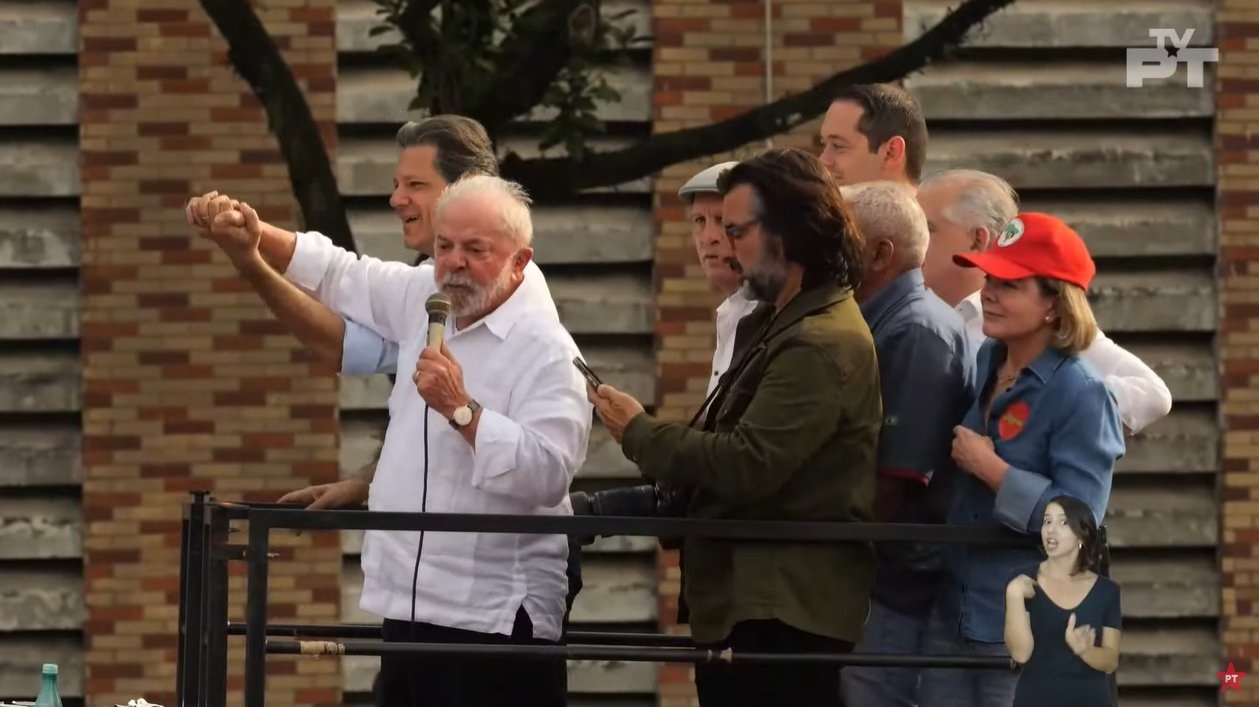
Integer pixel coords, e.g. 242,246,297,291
648,0,900,702
1219,0,1258,702
77,2,342,705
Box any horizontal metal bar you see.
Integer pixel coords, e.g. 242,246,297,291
219,500,300,520
226,621,377,638
229,505,1031,546
226,621,694,646
265,638,1015,670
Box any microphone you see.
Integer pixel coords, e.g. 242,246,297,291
425,293,452,350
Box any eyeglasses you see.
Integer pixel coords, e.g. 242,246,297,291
724,218,760,239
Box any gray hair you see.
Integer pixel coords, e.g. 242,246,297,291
840,181,929,266
920,168,1019,236
434,174,533,247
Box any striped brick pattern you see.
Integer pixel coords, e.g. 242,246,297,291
1219,0,1259,702
649,1,899,703
77,2,342,705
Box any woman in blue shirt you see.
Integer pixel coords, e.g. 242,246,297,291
1005,494,1122,707
917,213,1125,707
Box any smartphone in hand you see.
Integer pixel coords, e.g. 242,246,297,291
572,357,603,389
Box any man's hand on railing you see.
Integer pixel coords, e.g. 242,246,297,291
278,478,369,510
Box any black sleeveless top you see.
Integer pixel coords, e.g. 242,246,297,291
1011,566,1121,707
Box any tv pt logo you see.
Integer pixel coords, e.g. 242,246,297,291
1125,29,1219,88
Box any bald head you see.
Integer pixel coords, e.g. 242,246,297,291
920,169,1018,238
916,169,1019,306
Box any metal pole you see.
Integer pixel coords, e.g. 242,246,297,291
247,507,1034,547
264,638,1015,670
176,491,209,706
204,503,230,707
225,621,378,638
244,517,271,707
224,622,695,647
184,500,1046,700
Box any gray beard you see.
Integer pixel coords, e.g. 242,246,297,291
440,268,513,317
745,275,779,304
743,259,787,304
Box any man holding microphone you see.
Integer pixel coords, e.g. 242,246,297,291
193,173,592,706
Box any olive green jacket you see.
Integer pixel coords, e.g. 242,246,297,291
621,283,882,644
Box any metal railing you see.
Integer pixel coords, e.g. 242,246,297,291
176,491,1037,707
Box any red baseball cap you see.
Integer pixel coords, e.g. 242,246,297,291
953,212,1096,290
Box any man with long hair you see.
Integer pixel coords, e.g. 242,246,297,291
589,148,881,707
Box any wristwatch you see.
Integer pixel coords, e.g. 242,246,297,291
450,399,483,429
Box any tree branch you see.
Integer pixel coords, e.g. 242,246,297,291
197,0,356,253
500,0,1017,198
397,0,442,98
200,0,1014,258
396,0,441,51
471,0,593,135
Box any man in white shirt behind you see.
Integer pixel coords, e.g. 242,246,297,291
203,175,592,707
677,161,759,400
916,168,1173,433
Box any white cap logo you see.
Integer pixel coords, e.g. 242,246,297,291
997,218,1025,248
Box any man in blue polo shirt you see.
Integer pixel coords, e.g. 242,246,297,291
838,182,976,707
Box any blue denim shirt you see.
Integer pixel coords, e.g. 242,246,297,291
938,338,1124,643
342,318,400,374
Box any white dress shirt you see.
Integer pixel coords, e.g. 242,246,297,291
955,290,1173,434
706,289,759,398
957,290,986,358
284,231,593,642
339,260,554,375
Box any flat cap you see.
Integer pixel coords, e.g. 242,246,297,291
677,161,739,201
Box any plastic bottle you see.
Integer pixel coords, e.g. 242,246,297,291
33,664,61,707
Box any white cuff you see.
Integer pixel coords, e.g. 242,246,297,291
469,408,521,490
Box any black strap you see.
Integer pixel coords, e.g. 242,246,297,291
690,311,774,430
693,296,838,432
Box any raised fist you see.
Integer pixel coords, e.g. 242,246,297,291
208,200,263,263
185,191,238,240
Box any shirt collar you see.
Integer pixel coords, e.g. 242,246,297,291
986,339,1071,385
717,288,756,316
956,290,982,323
859,267,924,329
451,266,548,341
765,282,852,340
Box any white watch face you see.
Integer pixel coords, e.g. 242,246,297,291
454,406,473,426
